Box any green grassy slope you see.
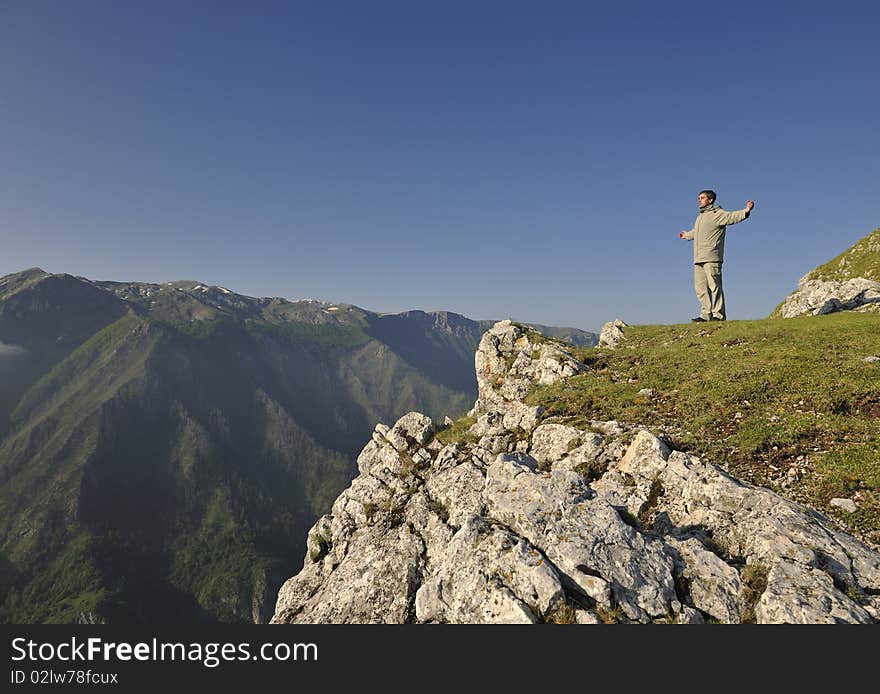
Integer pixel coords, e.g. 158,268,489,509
0,313,161,622
0,315,395,623
0,272,128,434
524,313,880,546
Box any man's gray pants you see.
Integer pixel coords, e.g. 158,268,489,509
694,262,725,320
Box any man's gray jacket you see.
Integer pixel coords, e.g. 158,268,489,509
681,204,750,263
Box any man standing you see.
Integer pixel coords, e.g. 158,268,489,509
679,190,755,322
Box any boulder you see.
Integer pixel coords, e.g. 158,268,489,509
599,319,627,348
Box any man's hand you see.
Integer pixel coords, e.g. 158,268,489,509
679,231,688,239
745,200,755,212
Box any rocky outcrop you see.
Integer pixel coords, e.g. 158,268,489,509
467,320,588,453
271,321,880,624
774,227,880,318
776,276,880,318
598,319,627,348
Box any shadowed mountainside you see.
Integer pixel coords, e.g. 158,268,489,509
0,268,595,623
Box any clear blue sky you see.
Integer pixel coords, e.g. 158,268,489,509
2,1,878,332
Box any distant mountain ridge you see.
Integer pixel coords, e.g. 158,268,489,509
0,267,596,624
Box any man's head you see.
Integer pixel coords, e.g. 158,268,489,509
698,190,716,208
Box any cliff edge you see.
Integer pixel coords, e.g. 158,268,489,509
271,321,880,624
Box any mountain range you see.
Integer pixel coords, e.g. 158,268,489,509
0,268,595,623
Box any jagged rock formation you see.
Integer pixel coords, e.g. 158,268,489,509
466,320,588,448
271,321,880,624
598,319,627,348
776,277,880,318
774,228,880,317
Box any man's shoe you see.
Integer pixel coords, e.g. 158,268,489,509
691,317,707,322
709,317,725,321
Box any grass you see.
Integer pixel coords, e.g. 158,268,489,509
525,312,880,546
740,564,770,623
510,322,567,348
544,600,577,624
595,604,624,624
433,415,478,446
10,313,146,423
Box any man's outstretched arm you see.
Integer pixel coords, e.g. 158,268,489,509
714,200,755,225
679,228,694,240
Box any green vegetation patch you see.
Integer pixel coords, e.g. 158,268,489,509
511,322,566,348
169,317,236,340
247,320,371,348
11,313,145,423
169,489,271,623
1,532,106,624
543,599,577,624
525,313,880,545
433,415,478,446
740,564,770,623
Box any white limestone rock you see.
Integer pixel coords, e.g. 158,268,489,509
424,459,486,528
415,515,565,624
471,320,587,419
666,537,745,623
384,412,435,452
598,319,627,348
755,559,873,624
484,454,677,622
830,498,858,513
273,524,424,624
529,424,585,465
778,276,880,318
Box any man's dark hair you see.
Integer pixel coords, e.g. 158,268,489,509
699,189,717,203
